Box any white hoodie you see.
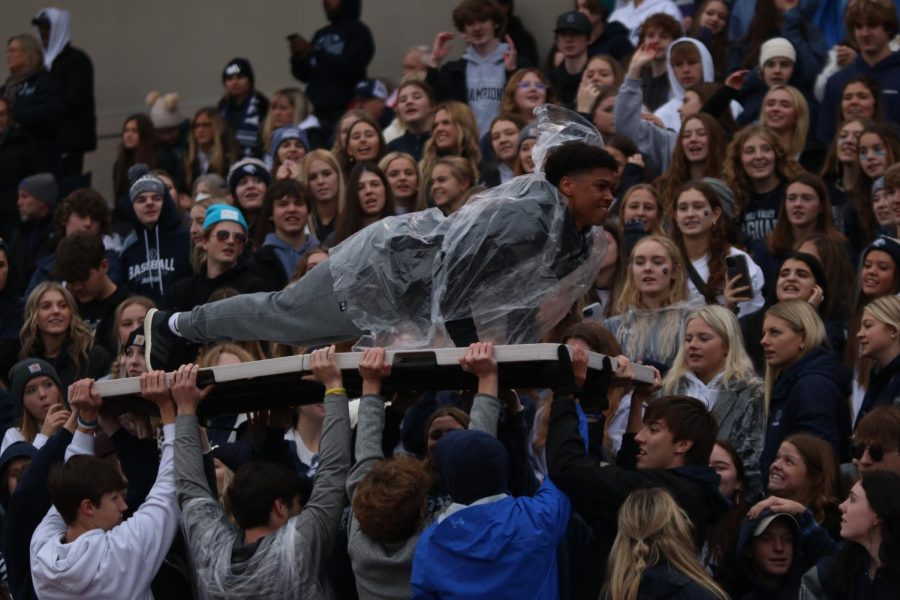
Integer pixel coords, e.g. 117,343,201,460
30,424,179,600
609,0,683,47
654,37,744,131
32,8,71,69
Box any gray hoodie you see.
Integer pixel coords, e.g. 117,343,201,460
464,43,508,136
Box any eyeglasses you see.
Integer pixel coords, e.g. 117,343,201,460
518,82,547,90
851,443,892,462
214,230,247,244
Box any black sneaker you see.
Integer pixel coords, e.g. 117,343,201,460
144,308,199,371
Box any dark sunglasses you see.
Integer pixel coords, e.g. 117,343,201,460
851,443,887,462
214,230,247,244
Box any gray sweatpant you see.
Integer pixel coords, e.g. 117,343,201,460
177,262,364,346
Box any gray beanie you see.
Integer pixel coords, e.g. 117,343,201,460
702,177,736,219
129,174,167,203
8,358,63,411
518,122,538,149
18,173,59,209
872,176,886,198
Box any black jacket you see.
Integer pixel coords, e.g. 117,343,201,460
78,285,132,357
4,427,73,600
163,260,267,311
856,353,900,428
547,394,730,599
760,348,852,479
0,126,33,237
426,54,528,105
587,20,634,62
3,68,64,174
250,245,289,292
41,343,111,399
290,0,374,121
48,44,97,153
0,287,23,388
504,14,539,66
385,130,431,162
7,215,56,293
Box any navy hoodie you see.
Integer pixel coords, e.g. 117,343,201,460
760,348,852,480
290,0,374,122
119,185,191,303
817,51,900,143
855,353,900,429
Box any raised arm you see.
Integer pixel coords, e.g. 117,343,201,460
347,347,392,499
614,43,676,175
295,347,352,570
4,416,74,599
172,364,218,506
104,370,181,592
462,342,503,435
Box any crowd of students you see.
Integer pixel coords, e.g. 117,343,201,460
1,0,900,598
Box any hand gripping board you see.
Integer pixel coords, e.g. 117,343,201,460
92,344,655,417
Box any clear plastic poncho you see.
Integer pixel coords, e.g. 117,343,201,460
602,297,706,369
328,105,609,348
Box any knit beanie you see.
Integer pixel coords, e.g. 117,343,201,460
863,235,900,268
129,174,166,203
8,358,62,411
271,126,310,153
702,177,736,219
518,122,538,148
435,429,509,505
872,176,886,198
203,203,249,232
146,90,184,129
759,38,796,68
228,158,272,198
18,173,59,209
222,58,255,85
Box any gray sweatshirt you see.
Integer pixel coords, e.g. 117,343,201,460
175,394,351,599
346,393,503,600
613,76,677,176
464,43,508,136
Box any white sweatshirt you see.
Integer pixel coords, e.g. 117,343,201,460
30,424,179,600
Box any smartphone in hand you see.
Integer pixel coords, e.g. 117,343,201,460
725,254,752,298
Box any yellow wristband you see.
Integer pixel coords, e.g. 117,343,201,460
324,387,346,396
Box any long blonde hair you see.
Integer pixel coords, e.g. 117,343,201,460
7,34,44,75
663,305,758,393
20,283,94,374
197,342,256,368
759,85,810,158
301,149,347,239
763,300,828,411
262,87,313,152
614,236,691,365
419,101,481,192
863,295,900,335
604,488,729,600
615,236,688,314
379,151,425,212
184,107,234,191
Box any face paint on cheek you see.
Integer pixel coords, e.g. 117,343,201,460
703,210,709,216
662,267,669,275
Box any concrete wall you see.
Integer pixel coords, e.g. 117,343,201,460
2,0,569,199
